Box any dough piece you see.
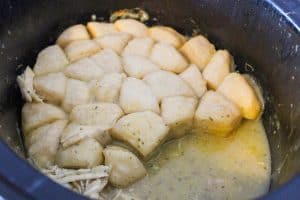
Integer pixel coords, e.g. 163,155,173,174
179,64,207,98
95,32,132,54
90,49,123,73
202,50,233,89
143,70,195,101
111,111,169,158
87,22,118,38
22,103,67,133
181,35,216,70
122,37,154,57
103,146,146,187
217,73,261,119
150,42,188,73
119,77,159,114
70,103,124,127
26,120,67,168
56,138,104,169
149,26,185,48
92,73,125,103
194,91,242,137
33,72,67,104
161,96,198,139
62,79,90,112
33,45,69,76
64,57,104,81
56,24,90,47
122,55,159,79
64,39,100,62
114,19,148,37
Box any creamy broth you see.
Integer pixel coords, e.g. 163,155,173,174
122,119,271,200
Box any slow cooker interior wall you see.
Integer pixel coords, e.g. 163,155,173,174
0,0,299,191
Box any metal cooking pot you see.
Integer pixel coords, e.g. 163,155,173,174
0,0,299,199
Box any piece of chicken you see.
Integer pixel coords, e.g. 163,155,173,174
148,26,186,48
122,37,154,57
194,91,242,137
56,138,104,169
119,77,160,114
150,42,188,73
217,73,261,120
181,35,216,70
17,67,43,103
33,45,69,76
22,103,67,133
143,70,195,101
202,50,233,89
161,96,198,139
95,32,132,54
90,49,123,74
33,72,67,104
64,39,100,62
56,24,91,47
103,145,146,187
87,22,118,38
111,111,169,158
64,57,104,81
179,64,207,98
114,19,148,37
60,123,112,148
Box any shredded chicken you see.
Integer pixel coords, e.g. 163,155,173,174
42,165,110,200
17,67,43,102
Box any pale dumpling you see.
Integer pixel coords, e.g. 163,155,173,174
150,42,188,73
62,79,90,112
143,70,195,100
194,91,242,137
202,50,233,89
114,19,148,37
95,32,132,54
26,120,67,168
64,39,100,62
180,64,207,98
22,103,67,133
56,138,104,169
149,26,185,48
161,96,198,139
33,45,69,76
33,72,67,104
111,111,169,158
122,37,154,57
119,77,159,114
103,145,146,187
90,49,123,73
70,103,124,127
181,35,216,70
122,55,159,79
92,73,125,103
217,73,261,120
64,57,104,81
87,22,118,38
56,24,90,47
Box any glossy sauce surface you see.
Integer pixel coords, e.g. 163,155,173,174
124,119,271,200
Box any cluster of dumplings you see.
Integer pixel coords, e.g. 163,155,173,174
17,19,262,188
